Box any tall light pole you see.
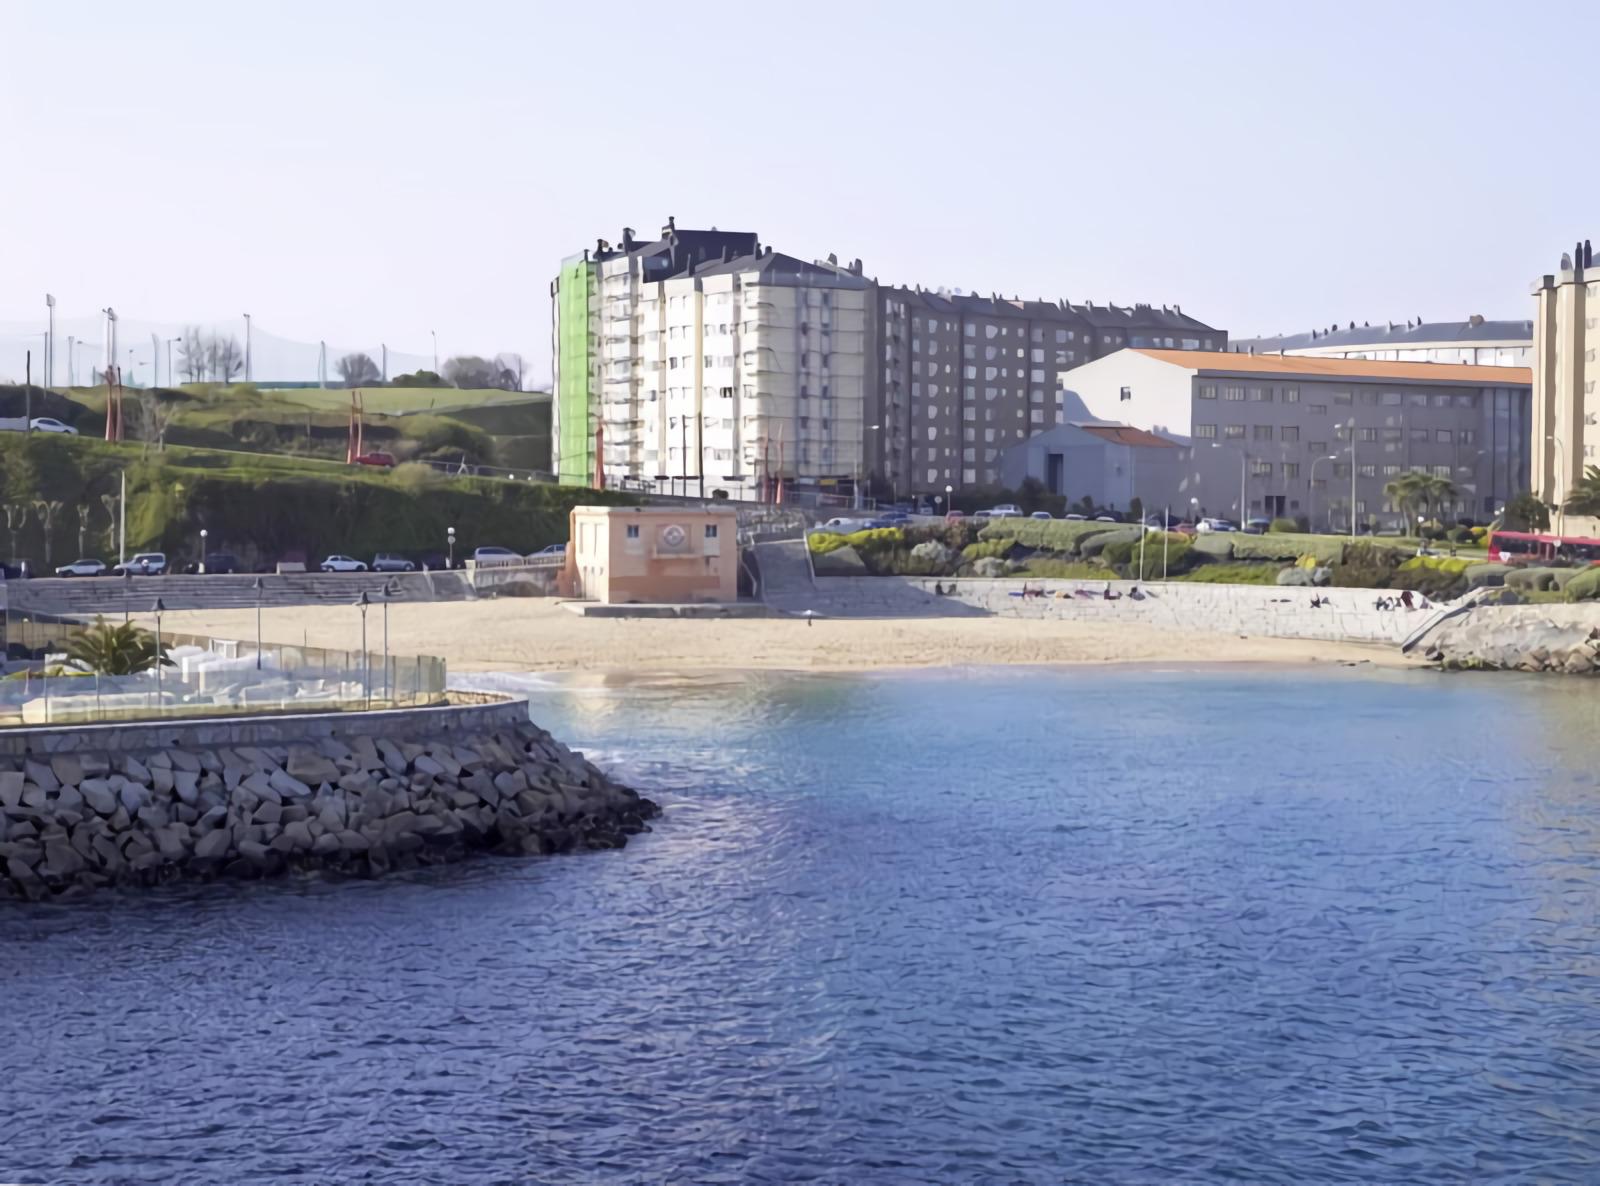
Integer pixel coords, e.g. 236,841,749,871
446,525,456,569
199,528,208,573
243,313,252,382
252,576,264,670
167,336,181,387
101,307,118,385
1309,454,1338,533
1209,442,1248,525
152,597,166,707
944,484,954,519
355,592,371,707
44,294,55,387
382,578,399,702
431,329,439,374
1347,417,1358,539
855,423,882,510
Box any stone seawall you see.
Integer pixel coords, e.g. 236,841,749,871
1423,605,1600,674
0,698,658,901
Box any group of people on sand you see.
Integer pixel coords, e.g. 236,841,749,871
1374,590,1431,611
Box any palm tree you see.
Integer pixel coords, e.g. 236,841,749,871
1564,465,1600,517
1421,474,1458,526
1384,472,1428,531
63,618,171,675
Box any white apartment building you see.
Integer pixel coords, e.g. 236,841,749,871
1531,239,1600,529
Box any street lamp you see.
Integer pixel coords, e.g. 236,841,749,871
944,484,953,517
151,597,165,707
1347,417,1358,540
251,576,264,670
355,591,371,707
431,329,439,373
446,525,456,569
1309,454,1339,533
243,313,252,382
382,578,399,703
199,528,208,573
1209,442,1248,526
855,423,883,510
166,336,182,387
122,568,133,623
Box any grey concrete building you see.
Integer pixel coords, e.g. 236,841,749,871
999,423,1187,514
1530,238,1600,532
1055,349,1532,530
1233,315,1532,368
869,290,1223,498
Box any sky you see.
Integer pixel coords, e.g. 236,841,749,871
3,0,1597,385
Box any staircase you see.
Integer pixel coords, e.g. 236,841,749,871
7,570,474,617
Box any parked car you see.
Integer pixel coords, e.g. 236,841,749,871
29,417,77,435
1195,518,1237,534
319,554,368,573
202,551,241,574
1064,513,1087,521
54,558,106,578
1170,522,1199,537
472,546,522,567
1243,518,1272,535
987,504,1024,519
945,509,966,523
372,553,417,572
1030,511,1053,520
877,511,911,526
816,516,873,534
112,552,168,576
354,451,396,468
529,544,566,558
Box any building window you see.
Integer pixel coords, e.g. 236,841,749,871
1460,430,1476,445
1358,428,1377,442
1309,404,1326,416
1382,427,1402,442
1358,464,1376,478
1223,386,1245,401
1253,425,1273,441
1407,392,1427,407
1198,384,1217,400
1432,394,1451,407
1435,429,1453,443
984,325,998,339
1248,386,1271,402
1224,425,1245,439
1361,391,1378,406
1282,388,1299,403
1282,462,1299,479
1381,391,1402,406
1031,369,1045,383
1455,393,1475,408
1411,428,1429,442
626,525,640,539
1333,391,1352,406
1195,424,1217,439
1280,426,1299,442
1383,464,1401,477
1055,330,1068,343
1251,460,1272,476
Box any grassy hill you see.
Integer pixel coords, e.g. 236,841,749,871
0,433,626,571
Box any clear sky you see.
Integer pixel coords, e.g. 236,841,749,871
3,0,1596,382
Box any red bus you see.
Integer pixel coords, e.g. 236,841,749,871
1486,530,1600,564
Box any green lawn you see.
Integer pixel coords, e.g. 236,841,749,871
264,387,546,415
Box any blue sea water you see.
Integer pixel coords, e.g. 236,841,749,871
3,665,1600,1184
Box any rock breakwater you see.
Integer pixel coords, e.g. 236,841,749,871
1424,604,1600,674
0,719,658,900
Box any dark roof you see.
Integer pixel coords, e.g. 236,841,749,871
1234,317,1532,352
691,250,867,287
884,287,1219,333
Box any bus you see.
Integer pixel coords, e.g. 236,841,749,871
1486,530,1600,564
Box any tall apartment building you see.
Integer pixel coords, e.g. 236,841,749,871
551,220,868,499
872,290,1223,496
552,219,1223,500
1531,239,1600,521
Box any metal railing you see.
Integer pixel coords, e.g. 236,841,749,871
0,621,446,727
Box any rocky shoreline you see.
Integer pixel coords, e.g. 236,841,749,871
0,720,658,901
1423,605,1600,674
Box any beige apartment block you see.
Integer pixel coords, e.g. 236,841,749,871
1531,241,1600,529
562,506,739,604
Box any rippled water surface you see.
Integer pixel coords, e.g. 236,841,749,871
5,665,1600,1184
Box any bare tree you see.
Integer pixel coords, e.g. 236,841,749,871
337,352,381,386
3,503,27,561
76,505,90,558
32,499,63,567
133,392,180,456
443,355,514,390
214,336,244,382
176,326,207,382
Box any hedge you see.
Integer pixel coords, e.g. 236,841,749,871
1230,533,1346,564
809,527,904,555
1190,534,1235,560
1464,563,1507,589
1398,555,1473,576
961,539,1014,562
1079,527,1144,558
1504,566,1571,592
1564,567,1600,602
1174,563,1283,585
1018,558,1107,580
977,519,1121,553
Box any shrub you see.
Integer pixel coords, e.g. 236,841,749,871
1464,563,1507,589
1231,533,1345,564
391,461,445,491
1079,526,1143,559
1329,564,1394,589
1342,541,1405,570
1399,555,1472,576
812,545,868,575
1398,567,1467,599
1190,534,1235,560
1505,566,1565,592
809,527,904,556
978,519,1120,554
1268,518,1299,534
961,539,1014,562
1563,567,1600,602
1101,533,1192,578
907,521,980,552
1174,563,1281,585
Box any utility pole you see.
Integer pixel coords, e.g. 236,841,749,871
1348,417,1358,539
243,313,252,382
381,343,388,383
66,335,75,387
318,340,327,388
151,333,161,387
24,350,32,433
102,307,118,386
431,329,438,373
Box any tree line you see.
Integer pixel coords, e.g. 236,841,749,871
335,352,528,390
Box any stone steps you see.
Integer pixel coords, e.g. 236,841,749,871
9,571,473,616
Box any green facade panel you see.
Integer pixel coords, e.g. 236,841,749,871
556,258,595,485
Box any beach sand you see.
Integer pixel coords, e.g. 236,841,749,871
157,599,1418,676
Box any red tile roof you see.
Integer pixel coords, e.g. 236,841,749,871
1075,423,1179,448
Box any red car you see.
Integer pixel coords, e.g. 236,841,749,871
354,451,396,468
1170,521,1198,537
945,509,966,523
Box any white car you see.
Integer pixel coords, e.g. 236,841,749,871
986,504,1024,519
814,517,873,535
112,552,168,576
1064,513,1087,521
55,558,107,578
320,554,368,572
1195,518,1237,534
472,546,523,568
30,417,78,434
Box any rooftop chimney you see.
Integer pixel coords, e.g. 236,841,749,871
663,215,676,234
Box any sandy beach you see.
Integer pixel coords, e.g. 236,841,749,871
156,600,1417,676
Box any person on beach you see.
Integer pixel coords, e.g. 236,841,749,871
1400,590,1415,610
